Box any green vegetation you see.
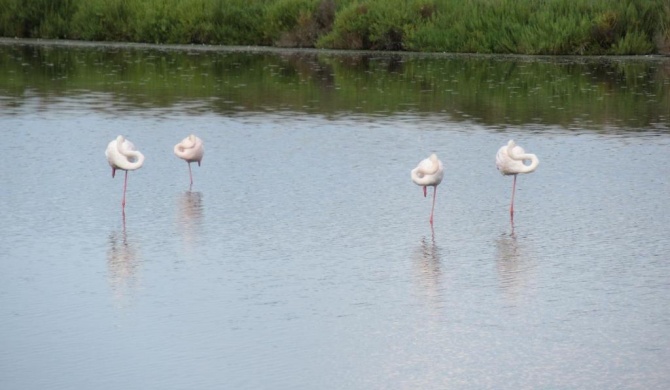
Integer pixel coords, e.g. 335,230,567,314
0,0,669,54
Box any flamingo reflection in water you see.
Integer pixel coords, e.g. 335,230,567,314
413,227,445,311
495,233,536,305
107,222,140,308
177,191,204,246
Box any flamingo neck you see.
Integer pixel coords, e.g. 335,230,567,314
117,138,144,170
507,143,539,174
513,153,539,173
419,154,440,175
174,135,198,158
123,151,145,170
184,135,196,148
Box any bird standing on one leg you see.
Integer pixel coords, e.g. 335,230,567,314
495,140,539,226
105,135,145,213
174,134,204,189
411,153,444,225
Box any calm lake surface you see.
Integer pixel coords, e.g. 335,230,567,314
1,39,669,389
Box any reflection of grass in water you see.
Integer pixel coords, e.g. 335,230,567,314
0,0,668,54
1,43,668,130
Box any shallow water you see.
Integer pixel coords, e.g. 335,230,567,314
1,41,669,389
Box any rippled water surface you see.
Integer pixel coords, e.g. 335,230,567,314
1,40,670,389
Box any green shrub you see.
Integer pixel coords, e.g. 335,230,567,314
265,0,320,46
1,0,668,54
208,0,269,45
612,31,655,54
0,0,77,38
70,0,140,41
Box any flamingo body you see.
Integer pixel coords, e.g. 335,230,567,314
496,140,539,176
495,140,539,225
174,134,204,187
106,136,144,175
411,154,444,187
411,154,444,224
105,135,144,211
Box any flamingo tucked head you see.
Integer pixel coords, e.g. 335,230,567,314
411,153,444,188
174,134,204,166
105,135,145,177
495,139,539,176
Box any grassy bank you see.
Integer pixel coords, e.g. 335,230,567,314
1,0,669,54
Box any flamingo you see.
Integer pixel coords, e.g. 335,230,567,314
495,140,539,224
105,135,145,212
411,153,444,225
174,134,204,188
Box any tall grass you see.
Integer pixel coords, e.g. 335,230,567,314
0,0,76,38
1,0,668,54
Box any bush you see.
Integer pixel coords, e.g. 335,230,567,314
0,0,77,38
1,0,668,54
71,0,140,41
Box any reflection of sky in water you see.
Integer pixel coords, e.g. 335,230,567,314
0,42,669,390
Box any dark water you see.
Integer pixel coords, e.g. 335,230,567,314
1,40,669,389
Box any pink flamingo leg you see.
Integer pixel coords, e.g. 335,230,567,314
423,186,427,197
430,185,437,225
188,162,193,187
510,174,517,224
122,170,128,210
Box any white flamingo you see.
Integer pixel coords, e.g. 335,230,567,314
495,140,539,224
105,135,144,211
174,134,204,188
411,153,444,225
